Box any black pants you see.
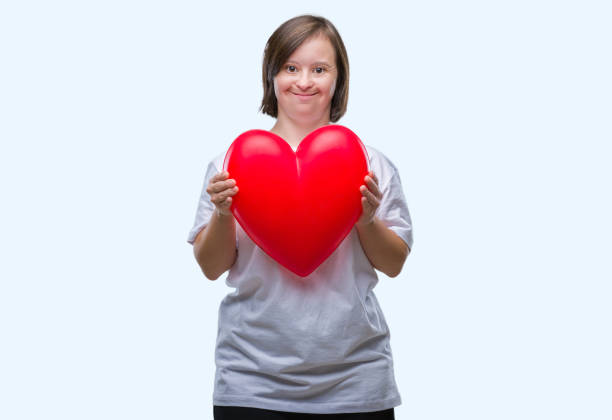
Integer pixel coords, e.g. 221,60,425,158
213,405,395,419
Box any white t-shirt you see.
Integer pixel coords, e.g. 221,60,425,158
187,143,414,414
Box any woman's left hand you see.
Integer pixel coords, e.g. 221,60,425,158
356,171,382,227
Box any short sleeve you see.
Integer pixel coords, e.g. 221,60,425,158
186,160,222,246
375,170,414,251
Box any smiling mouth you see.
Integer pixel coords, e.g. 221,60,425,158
292,92,317,96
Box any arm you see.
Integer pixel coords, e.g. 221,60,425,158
356,216,410,277
193,208,237,281
355,171,411,277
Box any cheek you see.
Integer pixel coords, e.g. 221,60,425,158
274,77,291,99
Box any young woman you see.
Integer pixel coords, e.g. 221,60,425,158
188,15,414,420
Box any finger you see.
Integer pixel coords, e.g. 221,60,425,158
361,198,375,220
361,196,368,209
369,171,378,184
211,194,224,206
207,178,237,195
365,176,382,199
210,171,231,186
216,197,233,214
361,182,378,198
361,196,372,209
213,186,238,203
367,193,379,208
361,186,380,207
220,196,233,207
212,171,229,182
364,173,379,187
215,198,231,212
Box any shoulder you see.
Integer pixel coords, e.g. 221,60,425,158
212,150,226,172
364,144,399,188
194,151,226,185
201,150,226,175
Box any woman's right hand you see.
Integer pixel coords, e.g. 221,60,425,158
206,171,239,216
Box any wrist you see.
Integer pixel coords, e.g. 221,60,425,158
214,208,234,220
356,216,376,229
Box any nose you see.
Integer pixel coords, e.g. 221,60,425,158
295,71,314,90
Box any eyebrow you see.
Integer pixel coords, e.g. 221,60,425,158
285,60,333,67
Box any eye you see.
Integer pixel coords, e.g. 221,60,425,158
314,67,326,74
285,65,297,73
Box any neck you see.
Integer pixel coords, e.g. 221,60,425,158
269,112,332,149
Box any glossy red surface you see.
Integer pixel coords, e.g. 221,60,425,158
223,124,370,277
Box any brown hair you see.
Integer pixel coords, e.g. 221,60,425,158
259,15,349,123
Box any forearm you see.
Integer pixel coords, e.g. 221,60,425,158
195,209,237,280
355,216,409,277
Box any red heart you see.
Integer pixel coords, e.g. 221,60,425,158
223,124,370,277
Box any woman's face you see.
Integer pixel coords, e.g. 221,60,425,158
273,34,337,123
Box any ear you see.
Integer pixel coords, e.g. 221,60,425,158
274,77,279,98
329,77,337,96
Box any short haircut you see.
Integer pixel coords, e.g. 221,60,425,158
259,15,350,123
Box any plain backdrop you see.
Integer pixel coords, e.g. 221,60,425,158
1,1,610,419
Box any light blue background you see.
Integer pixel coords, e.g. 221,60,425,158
1,1,610,419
